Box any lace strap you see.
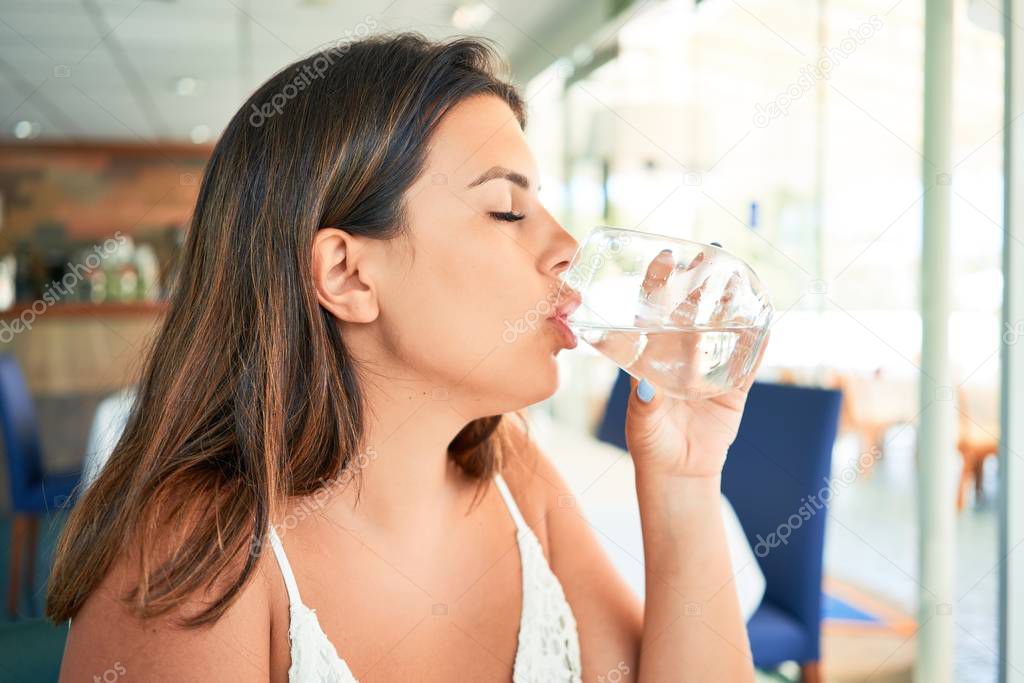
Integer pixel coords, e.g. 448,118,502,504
493,473,529,534
267,526,304,608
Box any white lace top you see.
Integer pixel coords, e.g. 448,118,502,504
267,473,583,682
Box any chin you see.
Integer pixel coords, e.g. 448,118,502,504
520,352,562,406
482,340,564,411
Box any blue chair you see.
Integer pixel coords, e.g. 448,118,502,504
595,368,632,450
720,380,840,682
596,370,841,682
0,354,81,616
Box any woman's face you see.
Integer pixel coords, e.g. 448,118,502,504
317,94,580,417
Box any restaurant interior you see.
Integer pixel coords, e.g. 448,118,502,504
0,0,1021,681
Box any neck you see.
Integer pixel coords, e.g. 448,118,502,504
324,370,480,535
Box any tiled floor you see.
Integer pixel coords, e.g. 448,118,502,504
533,405,1000,682
825,428,999,683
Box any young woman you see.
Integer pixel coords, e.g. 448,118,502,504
48,32,765,682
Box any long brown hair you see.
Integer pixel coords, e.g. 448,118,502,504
46,32,528,627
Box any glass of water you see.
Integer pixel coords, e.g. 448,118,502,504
554,225,773,400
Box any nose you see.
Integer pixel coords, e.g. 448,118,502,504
545,220,579,281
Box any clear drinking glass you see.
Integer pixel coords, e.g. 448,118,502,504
554,226,774,400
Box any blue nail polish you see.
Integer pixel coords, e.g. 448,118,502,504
637,378,655,403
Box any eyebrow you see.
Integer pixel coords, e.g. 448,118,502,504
467,165,534,191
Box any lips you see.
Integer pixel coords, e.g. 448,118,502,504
549,313,577,349
551,286,582,320
548,286,581,349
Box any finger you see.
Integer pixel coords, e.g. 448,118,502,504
627,373,663,413
655,252,712,397
725,324,756,388
677,249,705,273
669,275,708,327
708,272,742,326
667,248,715,326
738,328,771,393
635,249,676,326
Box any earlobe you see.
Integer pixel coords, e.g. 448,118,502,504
311,228,379,323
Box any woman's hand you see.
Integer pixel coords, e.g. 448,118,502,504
623,247,771,479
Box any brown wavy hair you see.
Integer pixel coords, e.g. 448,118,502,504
46,32,527,627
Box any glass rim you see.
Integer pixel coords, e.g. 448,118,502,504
579,224,734,254
560,223,776,320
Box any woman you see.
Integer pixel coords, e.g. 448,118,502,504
48,32,765,682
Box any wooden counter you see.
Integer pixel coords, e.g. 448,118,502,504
0,302,168,395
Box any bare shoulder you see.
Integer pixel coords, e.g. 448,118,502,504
59,501,278,682
499,412,644,676
496,412,574,544
499,413,573,499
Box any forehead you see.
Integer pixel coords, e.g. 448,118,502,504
427,94,535,185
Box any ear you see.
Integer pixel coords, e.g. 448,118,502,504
312,228,379,323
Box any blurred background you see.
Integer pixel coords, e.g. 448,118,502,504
0,0,1019,681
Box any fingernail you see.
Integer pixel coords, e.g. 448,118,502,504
637,378,655,403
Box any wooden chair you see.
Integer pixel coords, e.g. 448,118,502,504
956,385,999,511
0,355,81,615
831,369,899,472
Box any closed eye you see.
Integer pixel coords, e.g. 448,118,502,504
489,211,525,223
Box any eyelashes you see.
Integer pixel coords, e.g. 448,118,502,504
488,210,525,223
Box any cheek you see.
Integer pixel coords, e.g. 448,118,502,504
438,283,563,406
383,223,561,404
426,237,534,346
387,286,561,408
480,285,564,404
381,243,515,372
